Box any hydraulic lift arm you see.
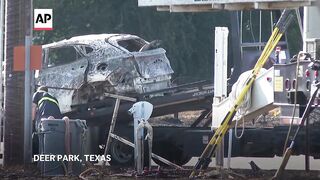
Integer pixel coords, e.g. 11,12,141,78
190,9,294,178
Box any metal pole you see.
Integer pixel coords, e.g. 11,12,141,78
103,98,120,165
270,11,274,31
24,36,32,164
240,11,243,56
259,10,262,51
0,0,4,92
23,0,33,164
305,117,310,172
0,0,5,159
227,129,232,169
133,109,139,170
215,140,224,167
213,27,229,168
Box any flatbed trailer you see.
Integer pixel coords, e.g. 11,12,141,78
64,80,214,126
62,78,320,166
63,80,215,165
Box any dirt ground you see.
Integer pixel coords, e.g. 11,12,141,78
1,164,320,180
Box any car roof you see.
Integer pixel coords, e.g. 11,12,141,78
42,34,141,48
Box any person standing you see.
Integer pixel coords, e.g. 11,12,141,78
32,86,62,156
32,85,62,131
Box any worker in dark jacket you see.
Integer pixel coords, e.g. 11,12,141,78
32,85,62,131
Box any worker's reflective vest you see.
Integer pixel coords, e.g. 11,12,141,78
37,96,59,107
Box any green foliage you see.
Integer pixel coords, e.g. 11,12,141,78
34,0,231,82
286,17,303,56
34,1,301,82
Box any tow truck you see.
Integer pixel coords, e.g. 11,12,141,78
36,0,320,168
137,0,320,176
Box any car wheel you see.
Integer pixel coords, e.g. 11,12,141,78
108,139,134,166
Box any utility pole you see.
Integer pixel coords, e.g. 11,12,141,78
4,0,32,166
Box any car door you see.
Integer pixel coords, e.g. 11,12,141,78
38,45,89,112
39,45,88,89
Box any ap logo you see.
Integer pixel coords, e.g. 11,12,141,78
34,9,53,31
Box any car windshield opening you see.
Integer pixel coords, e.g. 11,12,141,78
117,38,146,52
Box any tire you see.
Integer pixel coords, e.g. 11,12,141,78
108,139,134,166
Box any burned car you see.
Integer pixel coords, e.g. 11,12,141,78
37,34,173,113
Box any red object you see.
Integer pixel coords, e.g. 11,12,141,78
13,45,42,71
315,71,319,77
266,77,272,82
305,69,310,77
33,28,53,31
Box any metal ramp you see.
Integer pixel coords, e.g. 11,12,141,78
138,0,316,12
